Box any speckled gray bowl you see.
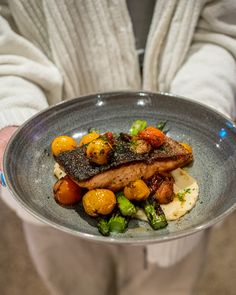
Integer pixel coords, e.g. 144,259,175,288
4,91,236,244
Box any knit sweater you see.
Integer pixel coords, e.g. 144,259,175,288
1,0,236,267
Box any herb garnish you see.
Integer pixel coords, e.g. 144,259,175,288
176,188,191,202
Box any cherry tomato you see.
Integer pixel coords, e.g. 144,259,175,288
180,142,193,153
53,176,82,205
138,126,165,148
86,139,112,165
79,132,100,146
51,136,77,156
124,179,150,201
104,132,114,145
82,189,116,217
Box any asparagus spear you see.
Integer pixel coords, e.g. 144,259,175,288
143,198,167,230
97,213,129,236
130,119,147,136
97,218,110,236
108,214,128,233
116,192,137,216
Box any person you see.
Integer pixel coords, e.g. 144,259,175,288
0,0,236,294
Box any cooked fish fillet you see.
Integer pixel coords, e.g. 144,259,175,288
55,136,192,191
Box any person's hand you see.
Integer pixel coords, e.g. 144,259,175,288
0,126,18,171
0,126,45,225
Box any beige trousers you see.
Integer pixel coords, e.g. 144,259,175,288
23,222,209,295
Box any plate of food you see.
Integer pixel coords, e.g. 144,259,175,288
4,91,236,244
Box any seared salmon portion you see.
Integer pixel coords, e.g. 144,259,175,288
55,136,192,191
77,156,190,191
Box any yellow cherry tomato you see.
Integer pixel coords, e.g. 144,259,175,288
180,142,193,154
82,189,116,217
53,176,82,206
79,132,100,146
51,135,78,156
86,139,112,165
124,179,150,201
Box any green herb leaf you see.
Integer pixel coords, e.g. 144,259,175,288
156,121,167,131
88,127,100,133
176,188,191,202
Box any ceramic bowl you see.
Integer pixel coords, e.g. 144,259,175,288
4,91,236,244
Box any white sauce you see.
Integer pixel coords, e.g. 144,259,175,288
161,168,199,220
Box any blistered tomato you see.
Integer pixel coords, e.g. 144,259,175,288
82,189,116,217
180,142,193,153
51,136,77,156
138,126,165,148
53,176,82,205
79,132,100,146
86,139,112,165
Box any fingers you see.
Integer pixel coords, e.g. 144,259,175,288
0,126,18,170
0,171,6,186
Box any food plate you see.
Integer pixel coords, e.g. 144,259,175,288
4,91,236,244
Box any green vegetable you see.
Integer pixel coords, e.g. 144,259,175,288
108,214,128,233
116,192,137,216
130,120,147,136
88,127,100,133
143,199,167,230
156,121,167,131
176,188,191,202
97,218,110,236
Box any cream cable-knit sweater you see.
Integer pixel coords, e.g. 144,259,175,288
1,0,236,267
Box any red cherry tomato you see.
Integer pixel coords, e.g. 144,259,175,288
138,126,165,148
53,176,82,205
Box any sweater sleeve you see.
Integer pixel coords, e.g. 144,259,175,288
0,15,62,225
147,1,236,268
170,0,236,120
0,15,63,129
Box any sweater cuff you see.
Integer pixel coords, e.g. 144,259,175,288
0,108,38,130
0,187,45,226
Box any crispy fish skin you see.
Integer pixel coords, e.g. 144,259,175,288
55,136,192,191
